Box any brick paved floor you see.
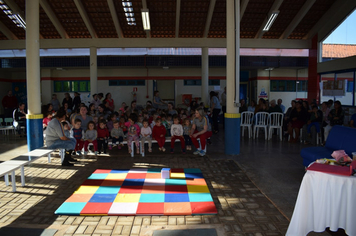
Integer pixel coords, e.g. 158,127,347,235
0,149,290,236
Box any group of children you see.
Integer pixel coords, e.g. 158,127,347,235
61,109,195,155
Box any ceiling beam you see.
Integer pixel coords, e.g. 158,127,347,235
0,38,311,50
279,0,316,39
39,0,69,39
5,0,44,39
240,0,250,20
107,0,123,38
304,0,356,41
203,0,216,38
175,0,181,38
73,0,97,38
255,0,284,39
0,21,18,39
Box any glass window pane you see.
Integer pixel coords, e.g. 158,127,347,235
278,81,286,91
336,72,353,106
79,81,87,91
286,81,295,92
271,81,278,91
127,80,136,85
72,81,79,92
137,80,145,85
63,81,70,92
54,81,62,92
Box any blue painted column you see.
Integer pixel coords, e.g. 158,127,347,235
225,113,240,154
27,114,43,150
26,0,43,151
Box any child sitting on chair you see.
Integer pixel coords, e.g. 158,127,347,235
140,119,152,153
72,119,85,155
170,115,185,154
125,113,141,154
152,117,166,152
110,121,124,149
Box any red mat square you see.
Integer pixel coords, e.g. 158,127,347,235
165,185,188,194
80,202,112,215
136,203,164,215
191,202,218,214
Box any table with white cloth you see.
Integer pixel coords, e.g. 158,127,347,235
286,170,356,236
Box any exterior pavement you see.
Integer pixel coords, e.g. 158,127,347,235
0,129,334,235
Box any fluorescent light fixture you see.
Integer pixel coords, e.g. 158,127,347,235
14,14,26,29
141,9,150,31
125,13,134,17
0,2,26,29
124,7,133,12
122,2,132,7
263,11,279,32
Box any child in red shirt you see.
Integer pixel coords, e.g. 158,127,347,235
97,119,109,154
152,117,166,152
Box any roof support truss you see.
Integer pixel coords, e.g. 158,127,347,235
280,0,316,39
107,0,123,38
240,0,249,20
0,20,18,39
203,0,217,38
73,0,97,38
175,0,181,38
40,0,69,39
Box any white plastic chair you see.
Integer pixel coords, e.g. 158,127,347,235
253,112,269,140
240,111,254,138
268,112,284,141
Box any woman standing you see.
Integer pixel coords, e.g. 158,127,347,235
288,101,308,143
105,93,115,112
210,91,221,134
190,108,212,156
62,93,73,110
323,101,344,143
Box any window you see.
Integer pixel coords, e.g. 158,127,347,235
54,81,90,92
109,80,145,86
184,80,220,86
297,81,308,92
270,80,297,92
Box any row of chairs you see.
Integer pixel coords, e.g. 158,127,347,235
0,117,16,135
240,111,284,140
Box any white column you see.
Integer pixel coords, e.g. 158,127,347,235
201,47,209,107
226,0,238,114
90,46,98,96
235,0,240,109
26,0,41,115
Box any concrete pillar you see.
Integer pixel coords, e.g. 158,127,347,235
225,0,240,155
26,0,43,151
90,46,98,96
201,47,209,107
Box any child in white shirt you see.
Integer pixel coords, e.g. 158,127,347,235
170,116,185,154
140,119,152,153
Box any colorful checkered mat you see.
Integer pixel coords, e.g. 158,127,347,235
55,168,217,216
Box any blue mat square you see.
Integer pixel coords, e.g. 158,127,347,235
111,169,130,173
89,194,117,203
165,193,189,202
165,179,187,185
122,179,145,186
88,173,109,180
96,186,121,194
189,193,213,202
55,202,86,215
184,173,204,179
139,194,165,203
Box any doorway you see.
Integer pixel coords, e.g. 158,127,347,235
154,80,175,104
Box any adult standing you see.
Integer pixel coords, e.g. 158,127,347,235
152,91,167,110
209,91,221,134
277,99,285,113
50,94,61,111
45,108,77,166
190,108,212,156
72,92,81,112
73,105,93,131
288,101,308,143
105,93,115,112
14,103,27,137
62,93,73,110
2,90,18,118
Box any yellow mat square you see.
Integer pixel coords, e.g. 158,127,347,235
187,185,210,193
170,173,185,179
114,194,141,203
74,186,99,194
106,173,127,180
